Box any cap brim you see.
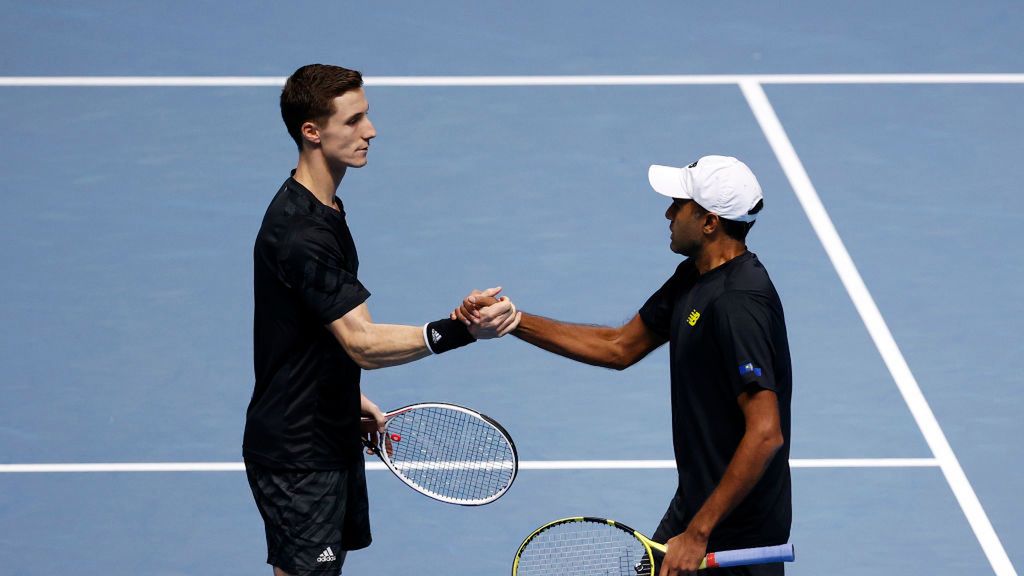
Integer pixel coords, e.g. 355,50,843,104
648,165,691,199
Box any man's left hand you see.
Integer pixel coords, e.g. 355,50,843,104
360,396,387,454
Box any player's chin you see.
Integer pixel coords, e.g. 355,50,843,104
346,151,370,167
669,241,691,256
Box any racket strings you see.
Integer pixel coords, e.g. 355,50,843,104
516,521,652,576
385,407,515,502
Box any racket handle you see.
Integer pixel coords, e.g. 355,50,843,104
702,543,794,569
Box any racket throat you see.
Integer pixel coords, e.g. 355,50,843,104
634,554,657,575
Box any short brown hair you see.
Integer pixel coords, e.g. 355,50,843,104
280,64,364,150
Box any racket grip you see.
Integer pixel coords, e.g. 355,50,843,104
704,543,794,568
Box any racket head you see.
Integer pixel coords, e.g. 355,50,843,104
370,402,518,505
512,517,659,576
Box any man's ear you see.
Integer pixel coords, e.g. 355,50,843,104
702,212,720,234
300,121,321,147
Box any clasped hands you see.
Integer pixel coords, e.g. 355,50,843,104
453,286,521,339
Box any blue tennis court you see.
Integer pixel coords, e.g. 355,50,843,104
1,2,1022,575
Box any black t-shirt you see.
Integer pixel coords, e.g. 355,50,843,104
244,176,371,469
639,251,792,549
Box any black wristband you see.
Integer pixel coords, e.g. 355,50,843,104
424,319,476,354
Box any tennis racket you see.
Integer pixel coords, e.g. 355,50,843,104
512,517,794,575
360,402,518,506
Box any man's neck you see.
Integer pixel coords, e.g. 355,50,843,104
693,240,747,275
293,153,346,208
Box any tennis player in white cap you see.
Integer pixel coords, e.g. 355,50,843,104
461,155,793,575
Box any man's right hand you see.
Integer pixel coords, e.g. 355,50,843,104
452,287,520,337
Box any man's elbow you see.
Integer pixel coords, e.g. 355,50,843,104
343,339,380,370
759,427,785,454
746,420,784,456
353,356,382,370
604,338,646,371
605,349,635,371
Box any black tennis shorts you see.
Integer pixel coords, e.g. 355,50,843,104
245,460,372,575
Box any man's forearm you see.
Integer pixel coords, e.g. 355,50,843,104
686,424,783,539
512,312,628,369
341,322,433,370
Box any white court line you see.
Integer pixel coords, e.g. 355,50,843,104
740,80,1016,576
0,73,1023,87
519,458,940,470
0,458,937,473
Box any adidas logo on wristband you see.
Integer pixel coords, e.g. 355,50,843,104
424,319,474,354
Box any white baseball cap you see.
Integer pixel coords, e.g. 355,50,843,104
648,155,763,223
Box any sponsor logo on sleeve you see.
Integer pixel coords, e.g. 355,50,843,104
739,362,763,377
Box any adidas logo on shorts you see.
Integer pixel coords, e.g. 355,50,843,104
317,547,337,563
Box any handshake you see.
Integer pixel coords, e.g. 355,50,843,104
451,287,521,340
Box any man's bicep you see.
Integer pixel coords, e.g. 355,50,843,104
617,313,668,364
326,302,373,353
737,388,781,435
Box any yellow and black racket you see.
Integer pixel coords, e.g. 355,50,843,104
512,516,794,575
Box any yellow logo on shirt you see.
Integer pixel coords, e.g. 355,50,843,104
687,310,701,326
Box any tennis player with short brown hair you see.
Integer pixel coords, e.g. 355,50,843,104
244,63,519,576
